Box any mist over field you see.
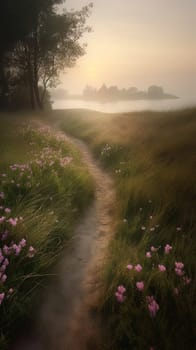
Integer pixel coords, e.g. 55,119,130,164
0,1,195,350
57,0,196,104
52,96,195,113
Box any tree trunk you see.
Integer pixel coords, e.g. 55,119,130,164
25,43,36,110
33,27,43,110
0,55,10,110
28,65,36,110
34,80,43,109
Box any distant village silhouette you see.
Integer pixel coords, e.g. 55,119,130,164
52,84,178,101
83,84,178,101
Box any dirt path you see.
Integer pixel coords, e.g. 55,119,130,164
11,132,115,350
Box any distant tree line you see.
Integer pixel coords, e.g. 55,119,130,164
83,84,177,101
0,0,92,111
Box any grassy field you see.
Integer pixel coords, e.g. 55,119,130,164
55,108,196,350
0,113,94,349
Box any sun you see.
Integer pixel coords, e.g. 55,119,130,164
87,66,98,80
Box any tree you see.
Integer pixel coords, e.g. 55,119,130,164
0,0,92,110
148,85,164,99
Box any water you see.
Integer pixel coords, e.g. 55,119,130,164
52,96,195,113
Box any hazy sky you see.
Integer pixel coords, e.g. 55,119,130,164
59,0,196,97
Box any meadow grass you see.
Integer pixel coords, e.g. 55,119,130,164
0,113,94,348
56,107,196,350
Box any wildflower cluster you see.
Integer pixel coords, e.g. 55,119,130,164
0,126,74,310
115,285,126,302
101,144,112,157
1,127,73,195
0,198,36,307
30,144,73,172
115,241,191,320
0,121,95,349
146,295,160,318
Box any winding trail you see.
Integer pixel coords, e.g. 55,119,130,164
12,131,115,350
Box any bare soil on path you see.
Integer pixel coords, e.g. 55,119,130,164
11,131,116,350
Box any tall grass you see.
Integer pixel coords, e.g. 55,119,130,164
57,108,196,349
0,113,94,348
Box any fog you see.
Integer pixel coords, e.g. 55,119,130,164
53,96,195,113
55,0,196,103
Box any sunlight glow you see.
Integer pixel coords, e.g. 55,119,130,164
59,0,196,98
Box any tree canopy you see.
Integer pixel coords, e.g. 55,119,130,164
0,0,92,110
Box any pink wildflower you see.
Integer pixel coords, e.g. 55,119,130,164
117,285,126,294
174,288,179,295
115,284,126,303
115,292,126,303
3,245,10,255
146,251,152,258
15,246,21,256
164,244,172,254
158,264,166,272
12,243,17,250
0,264,6,272
175,262,184,269
8,218,18,226
183,276,191,285
19,238,26,248
175,268,184,276
4,208,11,214
127,264,133,270
11,244,21,256
135,264,142,272
4,258,9,266
174,262,184,276
0,253,4,264
1,274,7,282
146,296,159,318
0,217,5,224
136,281,144,291
27,246,36,258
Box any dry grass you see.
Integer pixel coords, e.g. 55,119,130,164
57,107,196,350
